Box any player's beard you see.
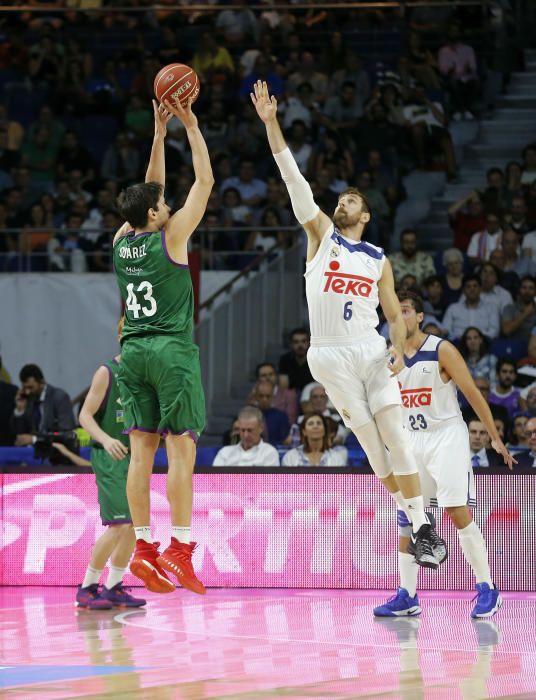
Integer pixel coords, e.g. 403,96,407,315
333,210,357,229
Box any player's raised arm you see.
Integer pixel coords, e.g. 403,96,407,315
250,80,332,260
378,258,406,376
79,366,129,461
145,100,173,187
161,97,214,248
438,341,515,469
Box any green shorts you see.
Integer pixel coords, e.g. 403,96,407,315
92,448,131,525
117,334,205,440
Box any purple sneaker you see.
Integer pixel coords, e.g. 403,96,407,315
102,583,147,608
76,584,113,610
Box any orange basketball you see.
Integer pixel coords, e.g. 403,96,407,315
153,63,200,107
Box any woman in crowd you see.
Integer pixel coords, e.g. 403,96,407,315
439,247,465,305
282,412,347,466
459,326,498,385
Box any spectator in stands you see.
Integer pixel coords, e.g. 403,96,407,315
278,328,314,392
0,105,24,156
479,262,513,314
221,159,267,208
11,363,75,446
507,414,529,454
442,274,500,340
191,32,235,84
407,31,440,89
482,167,506,213
222,187,252,227
282,412,348,466
287,51,329,105
250,362,297,425
448,191,486,251
280,82,318,131
0,356,17,445
510,417,536,468
312,130,354,184
212,406,280,467
501,229,536,279
526,181,536,230
505,196,530,238
422,275,447,321
251,380,290,445
287,120,313,176
239,54,284,101
459,326,498,384
323,81,364,149
466,213,503,266
100,132,140,187
56,131,94,184
254,178,291,226
521,143,536,186
221,416,240,447
501,276,536,340
390,228,436,285
439,247,465,305
467,417,504,467
489,358,521,416
215,1,259,46
437,23,478,119
246,207,287,252
504,161,525,209
21,126,58,188
298,383,348,445
330,49,370,103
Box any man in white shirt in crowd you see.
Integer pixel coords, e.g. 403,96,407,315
466,213,503,266
442,274,500,340
213,406,280,467
479,262,512,315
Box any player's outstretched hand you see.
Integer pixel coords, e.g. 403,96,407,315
250,80,278,123
153,99,173,139
103,437,129,461
162,97,198,130
387,346,405,377
491,439,516,470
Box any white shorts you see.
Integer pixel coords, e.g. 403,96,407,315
408,420,476,508
307,335,401,430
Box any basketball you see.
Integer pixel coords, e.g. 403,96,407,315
153,63,200,107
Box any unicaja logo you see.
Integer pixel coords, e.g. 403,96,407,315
323,260,373,297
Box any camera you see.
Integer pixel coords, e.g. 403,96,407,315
34,431,80,465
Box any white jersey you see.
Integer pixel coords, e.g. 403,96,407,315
398,334,462,431
304,226,386,345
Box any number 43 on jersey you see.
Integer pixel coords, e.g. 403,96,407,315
126,281,157,318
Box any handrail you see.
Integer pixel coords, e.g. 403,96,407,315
198,229,302,313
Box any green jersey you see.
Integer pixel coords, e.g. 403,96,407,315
93,359,129,447
113,229,193,341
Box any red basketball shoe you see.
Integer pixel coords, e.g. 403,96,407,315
157,539,206,595
129,540,175,593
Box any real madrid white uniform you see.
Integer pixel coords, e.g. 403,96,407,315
305,226,401,429
398,334,476,508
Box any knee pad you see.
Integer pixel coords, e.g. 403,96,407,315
353,420,393,479
397,508,412,538
375,406,418,476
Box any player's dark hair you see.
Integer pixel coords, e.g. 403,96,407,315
116,181,163,229
20,364,44,383
255,362,276,378
338,187,371,217
496,356,517,373
397,290,424,314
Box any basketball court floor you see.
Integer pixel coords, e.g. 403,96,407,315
1,587,536,699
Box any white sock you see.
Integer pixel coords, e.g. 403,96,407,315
106,565,127,590
82,565,102,589
134,527,152,544
457,521,493,586
392,491,412,522
172,526,191,544
399,551,419,598
404,496,429,532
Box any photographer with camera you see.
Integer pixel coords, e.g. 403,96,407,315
73,318,145,610
11,363,76,447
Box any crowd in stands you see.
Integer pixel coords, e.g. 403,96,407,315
0,2,519,271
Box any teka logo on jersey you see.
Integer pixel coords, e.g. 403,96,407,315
323,261,373,297
400,387,432,408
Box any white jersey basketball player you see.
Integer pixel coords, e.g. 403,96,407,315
374,292,514,620
251,79,444,568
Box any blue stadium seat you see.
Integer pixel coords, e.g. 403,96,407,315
489,338,528,362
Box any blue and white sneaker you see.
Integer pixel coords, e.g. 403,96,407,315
471,582,502,618
373,587,422,617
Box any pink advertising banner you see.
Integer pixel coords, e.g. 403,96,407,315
1,473,534,590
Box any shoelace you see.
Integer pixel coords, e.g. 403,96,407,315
387,589,404,604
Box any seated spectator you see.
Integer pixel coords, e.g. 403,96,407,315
442,274,500,340
246,207,287,253
278,327,314,391
439,248,465,305
390,228,436,286
459,326,498,384
239,54,284,101
215,2,259,46
437,23,479,119
298,383,349,445
0,357,17,445
505,196,530,238
481,167,506,213
280,82,319,131
467,417,504,467
212,406,280,467
506,413,529,454
501,229,536,280
329,49,370,104
323,81,364,150
191,32,235,84
448,191,486,252
250,380,290,445
101,132,140,187
287,120,313,176
21,125,58,188
282,412,348,467
221,159,267,209
249,362,298,425
222,187,252,226
11,363,75,446
221,416,240,447
422,275,447,321
521,143,536,187
402,83,457,180
526,181,536,230
479,262,513,315
287,51,329,105
511,417,536,468
501,276,536,340
466,213,503,266
489,358,521,416
504,161,525,210
407,31,440,89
